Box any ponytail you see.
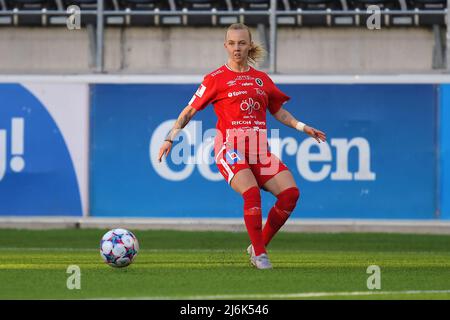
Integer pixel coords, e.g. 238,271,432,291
248,43,266,66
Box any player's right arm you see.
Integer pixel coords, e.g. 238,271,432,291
158,73,216,163
158,105,197,162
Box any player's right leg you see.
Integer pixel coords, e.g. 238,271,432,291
215,153,272,269
229,169,272,269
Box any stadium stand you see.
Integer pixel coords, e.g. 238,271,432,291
0,0,447,27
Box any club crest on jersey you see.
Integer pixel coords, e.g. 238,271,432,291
195,84,207,98
255,78,264,87
240,98,261,115
226,150,242,164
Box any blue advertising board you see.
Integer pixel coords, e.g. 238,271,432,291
90,83,438,219
441,84,450,219
0,84,83,216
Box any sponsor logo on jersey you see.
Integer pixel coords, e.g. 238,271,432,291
195,84,207,98
231,120,252,125
254,88,267,96
227,90,248,98
226,80,237,87
240,98,261,115
235,75,254,81
255,78,264,87
242,82,254,87
211,69,224,77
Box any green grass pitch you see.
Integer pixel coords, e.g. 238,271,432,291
0,229,450,300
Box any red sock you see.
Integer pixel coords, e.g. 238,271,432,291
242,186,266,256
263,187,300,246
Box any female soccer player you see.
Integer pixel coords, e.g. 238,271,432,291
158,23,326,269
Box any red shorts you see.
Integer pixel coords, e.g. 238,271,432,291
215,147,289,188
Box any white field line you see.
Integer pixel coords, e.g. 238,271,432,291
90,290,450,300
1,247,450,255
0,247,240,252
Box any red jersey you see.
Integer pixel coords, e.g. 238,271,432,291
188,64,290,156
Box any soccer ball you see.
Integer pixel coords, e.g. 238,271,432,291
100,228,139,268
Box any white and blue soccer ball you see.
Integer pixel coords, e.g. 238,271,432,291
100,228,139,268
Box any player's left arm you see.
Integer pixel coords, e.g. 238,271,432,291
273,107,327,143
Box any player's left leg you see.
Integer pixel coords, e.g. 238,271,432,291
261,170,300,247
248,152,300,250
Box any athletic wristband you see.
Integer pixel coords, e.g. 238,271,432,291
296,121,306,132
164,139,173,144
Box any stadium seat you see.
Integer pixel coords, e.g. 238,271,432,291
233,0,268,26
407,0,446,25
110,0,172,26
4,0,56,26
177,0,224,10
0,0,9,25
291,0,340,9
5,0,55,9
289,0,346,26
407,0,446,8
237,0,269,9
118,0,170,10
175,0,232,26
102,0,122,25
233,0,290,26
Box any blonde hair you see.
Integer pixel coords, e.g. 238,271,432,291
226,23,266,66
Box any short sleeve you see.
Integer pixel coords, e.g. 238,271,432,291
266,76,290,115
188,75,217,111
